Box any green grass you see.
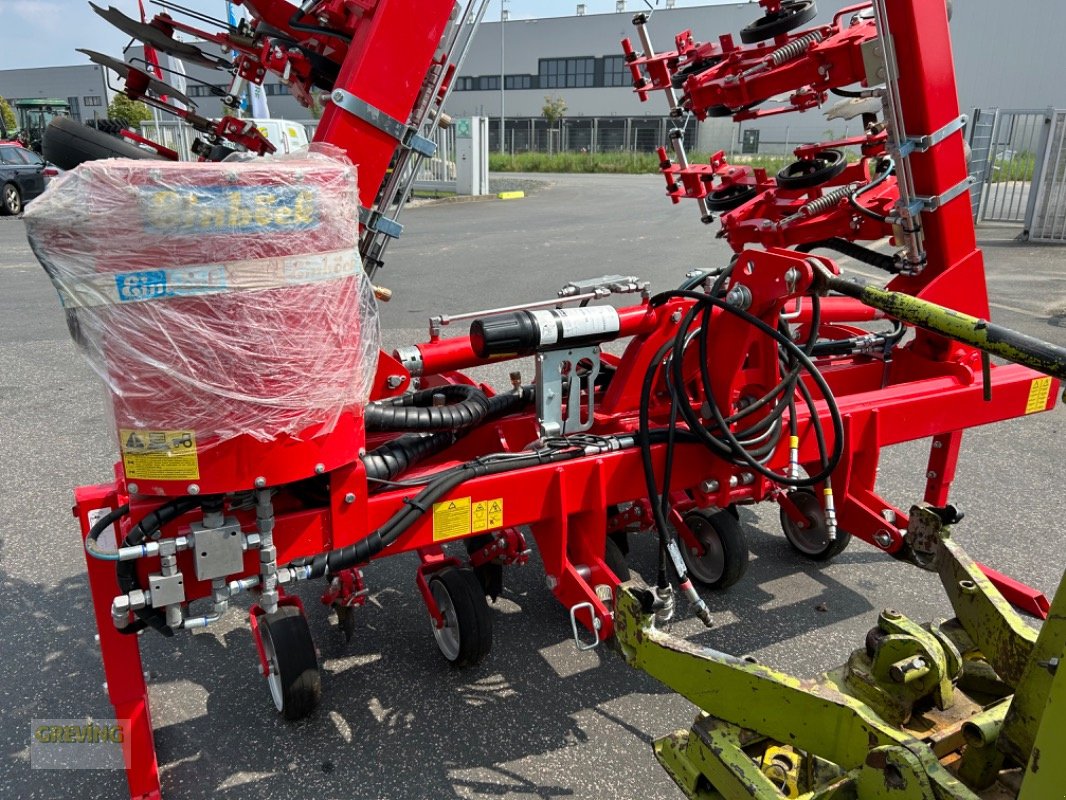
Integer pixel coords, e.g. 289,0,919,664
489,150,795,175
990,151,1036,184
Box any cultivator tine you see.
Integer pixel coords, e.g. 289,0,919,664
88,2,231,70
78,49,195,109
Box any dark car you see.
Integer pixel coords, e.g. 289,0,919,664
0,143,60,215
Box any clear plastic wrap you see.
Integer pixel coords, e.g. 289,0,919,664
25,149,380,454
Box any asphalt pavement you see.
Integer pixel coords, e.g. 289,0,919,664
0,173,1064,800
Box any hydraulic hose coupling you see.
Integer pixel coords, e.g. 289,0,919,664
823,480,838,541
667,538,714,628
788,435,801,481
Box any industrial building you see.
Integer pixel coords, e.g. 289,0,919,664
1,1,1064,154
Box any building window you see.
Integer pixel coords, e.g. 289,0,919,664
83,95,103,107
454,76,474,91
539,57,596,89
478,75,500,91
602,55,630,88
504,75,532,90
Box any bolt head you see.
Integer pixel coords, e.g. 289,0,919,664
344,493,356,504
187,484,200,496
254,477,267,489
545,575,559,591
127,483,139,495
315,463,326,475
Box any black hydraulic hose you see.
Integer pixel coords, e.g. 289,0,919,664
363,387,534,483
795,238,901,274
364,384,491,432
362,433,458,483
84,504,130,558
287,7,352,44
115,497,203,637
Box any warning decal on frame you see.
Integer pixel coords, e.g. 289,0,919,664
120,429,200,481
1025,377,1053,415
472,498,504,533
432,497,471,541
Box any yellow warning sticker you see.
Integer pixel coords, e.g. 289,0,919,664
432,497,471,541
120,429,200,481
472,498,504,533
1025,377,1053,415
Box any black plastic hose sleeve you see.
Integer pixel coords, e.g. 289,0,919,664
364,384,491,432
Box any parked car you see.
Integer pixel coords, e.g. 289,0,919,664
0,142,61,215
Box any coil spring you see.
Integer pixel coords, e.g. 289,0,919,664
796,183,859,218
771,31,825,66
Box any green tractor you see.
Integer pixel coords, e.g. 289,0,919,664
12,98,72,153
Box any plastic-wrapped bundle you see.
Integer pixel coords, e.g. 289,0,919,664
25,148,380,494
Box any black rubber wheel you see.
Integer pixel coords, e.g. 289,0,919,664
779,489,852,561
260,605,321,721
679,509,749,589
671,57,722,89
740,1,819,44
86,118,128,138
428,567,492,668
707,183,758,211
1,183,22,215
776,149,847,190
42,116,165,171
604,536,631,582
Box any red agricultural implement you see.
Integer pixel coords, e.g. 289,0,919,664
23,1,1066,798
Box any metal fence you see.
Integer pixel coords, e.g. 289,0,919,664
1027,110,1066,242
968,108,1051,225
487,116,699,154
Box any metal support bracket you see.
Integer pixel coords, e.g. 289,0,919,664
535,345,601,438
359,206,404,240
906,175,975,215
895,115,969,158
330,88,437,158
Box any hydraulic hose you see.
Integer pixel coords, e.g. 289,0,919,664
796,238,901,274
364,384,491,432
84,504,130,561
362,387,535,482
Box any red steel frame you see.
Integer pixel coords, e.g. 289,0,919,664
68,2,1061,799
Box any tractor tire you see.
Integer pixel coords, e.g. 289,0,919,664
43,116,164,170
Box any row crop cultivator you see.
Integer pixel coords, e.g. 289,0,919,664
25,0,1066,798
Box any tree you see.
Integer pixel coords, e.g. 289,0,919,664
0,96,16,135
107,94,153,128
542,95,567,154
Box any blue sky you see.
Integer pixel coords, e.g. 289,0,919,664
0,1,740,70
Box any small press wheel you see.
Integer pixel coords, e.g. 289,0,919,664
679,510,749,589
260,605,322,721
740,1,819,44
776,149,847,190
707,183,759,211
429,567,492,667
779,488,852,561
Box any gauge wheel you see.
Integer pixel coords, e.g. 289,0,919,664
260,605,322,721
740,0,819,44
604,536,631,582
1,183,22,215
428,567,492,668
776,148,847,190
707,183,758,211
779,489,852,561
671,57,722,89
679,509,749,589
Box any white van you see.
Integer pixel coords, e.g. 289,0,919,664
249,119,310,155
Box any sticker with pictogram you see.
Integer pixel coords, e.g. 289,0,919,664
119,429,200,481
472,498,504,533
432,496,471,541
1025,377,1052,415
